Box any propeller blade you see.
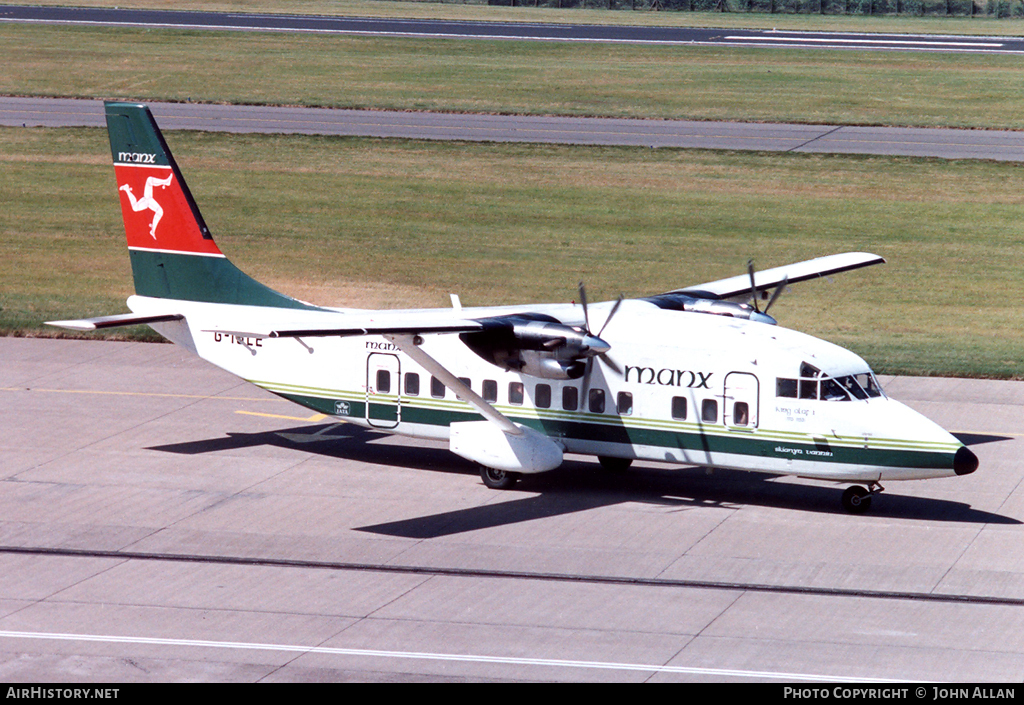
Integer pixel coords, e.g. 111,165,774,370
577,281,591,333
763,275,788,315
747,259,761,313
596,294,624,338
599,352,622,375
579,357,593,405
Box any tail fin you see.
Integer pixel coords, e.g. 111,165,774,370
106,102,314,310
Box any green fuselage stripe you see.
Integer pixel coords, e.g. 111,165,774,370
269,389,957,472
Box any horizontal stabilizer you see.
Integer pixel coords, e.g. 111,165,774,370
674,252,885,301
45,312,184,331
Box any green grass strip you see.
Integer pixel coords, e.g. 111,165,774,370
3,22,1024,129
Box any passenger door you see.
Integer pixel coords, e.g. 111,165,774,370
366,353,401,429
723,372,759,429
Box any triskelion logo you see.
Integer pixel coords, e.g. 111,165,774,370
119,173,173,238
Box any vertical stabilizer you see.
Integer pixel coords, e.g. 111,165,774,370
106,102,315,309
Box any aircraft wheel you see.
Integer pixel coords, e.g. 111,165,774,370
598,456,633,472
841,485,872,514
480,466,519,490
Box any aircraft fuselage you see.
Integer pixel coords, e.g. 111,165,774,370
139,295,972,484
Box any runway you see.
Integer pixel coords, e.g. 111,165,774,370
5,96,1024,162
3,4,1023,54
2,337,1023,681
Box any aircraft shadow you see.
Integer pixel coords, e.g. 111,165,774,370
148,421,1020,535
148,422,472,476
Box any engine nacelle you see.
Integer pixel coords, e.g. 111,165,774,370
460,315,606,379
644,293,778,325
450,421,564,474
518,352,587,379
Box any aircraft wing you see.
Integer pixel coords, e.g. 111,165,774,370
671,252,885,302
245,321,482,339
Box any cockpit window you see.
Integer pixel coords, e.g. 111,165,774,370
834,375,868,400
799,362,821,378
854,372,884,398
776,370,884,402
820,378,850,401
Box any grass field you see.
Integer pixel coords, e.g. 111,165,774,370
3,3,1023,378
3,126,1023,378
3,23,1024,129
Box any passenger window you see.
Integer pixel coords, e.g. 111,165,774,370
482,379,498,403
431,376,445,399
671,396,687,420
536,384,552,409
457,377,471,401
701,399,718,423
375,370,391,394
617,391,633,416
562,386,579,411
404,372,420,396
733,401,749,426
776,378,797,398
589,388,606,414
509,382,524,405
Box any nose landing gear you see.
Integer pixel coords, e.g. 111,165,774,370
841,482,883,514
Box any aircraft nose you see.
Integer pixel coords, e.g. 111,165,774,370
954,445,979,476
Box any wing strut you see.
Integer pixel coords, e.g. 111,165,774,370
384,334,523,437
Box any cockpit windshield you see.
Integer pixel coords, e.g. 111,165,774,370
776,366,884,402
852,372,884,398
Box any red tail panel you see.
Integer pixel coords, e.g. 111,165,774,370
114,164,222,256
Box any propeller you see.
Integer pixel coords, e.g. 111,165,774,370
577,282,624,404
747,259,761,313
746,259,786,322
763,274,788,315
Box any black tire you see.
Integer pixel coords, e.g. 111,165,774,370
841,485,872,514
480,466,519,490
597,456,633,472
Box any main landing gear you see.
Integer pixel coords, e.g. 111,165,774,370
841,482,883,514
480,465,519,490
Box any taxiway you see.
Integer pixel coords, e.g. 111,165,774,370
1,337,1023,681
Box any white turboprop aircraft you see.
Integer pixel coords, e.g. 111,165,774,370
48,102,978,514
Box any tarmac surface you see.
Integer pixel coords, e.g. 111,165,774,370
5,96,1024,162
2,336,1024,682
